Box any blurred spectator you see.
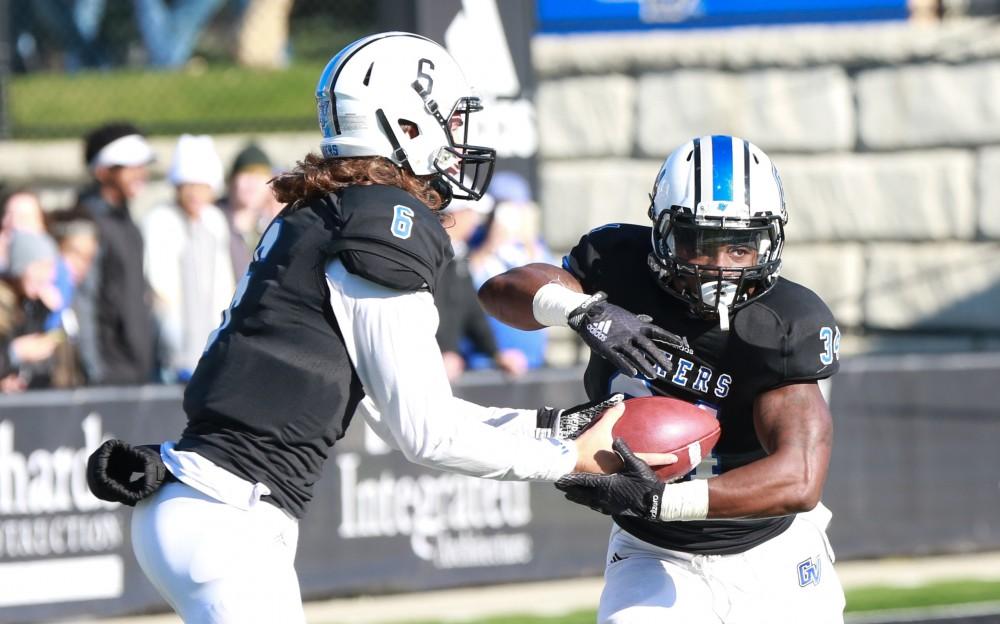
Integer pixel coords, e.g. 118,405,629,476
76,121,158,385
234,0,293,69
9,0,109,72
0,230,82,391
467,171,552,370
217,142,273,278
133,0,225,68
45,210,99,335
143,134,234,382
434,196,527,381
0,188,48,271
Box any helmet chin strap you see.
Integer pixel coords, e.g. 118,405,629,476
701,280,736,332
430,175,453,208
717,302,731,331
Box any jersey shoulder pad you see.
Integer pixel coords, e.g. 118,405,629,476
327,185,452,292
563,223,651,290
734,278,840,383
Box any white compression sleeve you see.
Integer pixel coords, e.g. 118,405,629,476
532,282,591,327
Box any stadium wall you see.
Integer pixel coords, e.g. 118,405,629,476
532,17,1000,356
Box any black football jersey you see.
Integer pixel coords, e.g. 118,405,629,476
565,223,840,554
178,184,452,518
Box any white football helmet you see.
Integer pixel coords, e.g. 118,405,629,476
647,135,788,328
316,32,496,204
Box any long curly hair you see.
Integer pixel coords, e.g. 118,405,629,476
270,154,445,212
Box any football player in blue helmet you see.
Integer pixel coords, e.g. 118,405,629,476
647,135,788,330
481,135,845,623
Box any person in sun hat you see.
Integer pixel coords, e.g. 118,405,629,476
141,134,234,383
75,121,158,385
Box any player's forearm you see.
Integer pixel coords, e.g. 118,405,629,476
705,453,827,518
478,263,585,330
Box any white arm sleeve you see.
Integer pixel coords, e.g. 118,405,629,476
325,260,577,481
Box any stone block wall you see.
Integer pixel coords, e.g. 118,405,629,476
533,17,1000,355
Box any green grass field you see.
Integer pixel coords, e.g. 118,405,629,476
375,579,1000,624
9,63,325,139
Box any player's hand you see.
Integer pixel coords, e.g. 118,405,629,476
536,393,625,440
571,402,625,473
567,292,678,379
571,406,677,474
86,440,169,506
557,438,669,518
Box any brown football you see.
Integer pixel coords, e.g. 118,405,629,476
612,396,721,482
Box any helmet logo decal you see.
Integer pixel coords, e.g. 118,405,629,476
416,58,435,96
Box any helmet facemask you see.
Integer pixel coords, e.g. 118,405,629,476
650,207,784,328
412,85,495,202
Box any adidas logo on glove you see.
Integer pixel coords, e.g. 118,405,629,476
587,319,612,342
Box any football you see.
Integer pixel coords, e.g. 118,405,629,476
612,396,721,482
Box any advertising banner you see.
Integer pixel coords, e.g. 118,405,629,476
2,357,1000,621
537,0,910,33
0,372,608,623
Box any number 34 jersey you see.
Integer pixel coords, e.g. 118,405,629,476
564,223,841,555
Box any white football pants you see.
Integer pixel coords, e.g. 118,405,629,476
131,481,305,624
599,503,845,624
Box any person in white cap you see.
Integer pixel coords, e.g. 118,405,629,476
142,134,235,382
76,121,158,385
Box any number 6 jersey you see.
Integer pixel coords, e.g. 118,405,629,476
180,184,453,518
564,223,841,555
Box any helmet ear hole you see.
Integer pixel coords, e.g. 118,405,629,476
398,120,419,139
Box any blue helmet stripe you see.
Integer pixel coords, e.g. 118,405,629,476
692,137,702,210
711,135,734,202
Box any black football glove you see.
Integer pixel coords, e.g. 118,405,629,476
86,439,170,506
555,438,665,520
536,393,625,440
567,292,680,379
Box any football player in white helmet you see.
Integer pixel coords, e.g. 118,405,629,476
315,31,496,206
481,135,845,623
91,32,676,624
